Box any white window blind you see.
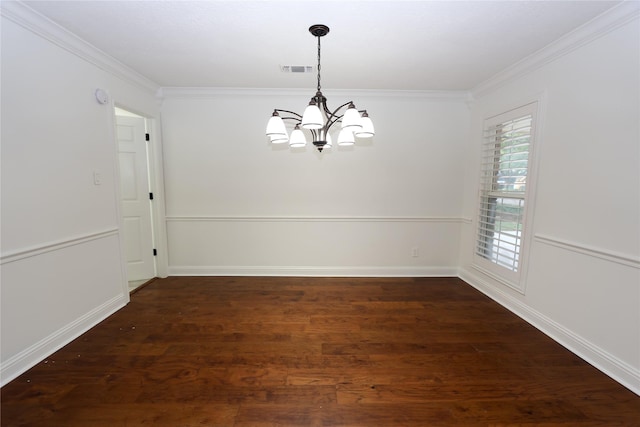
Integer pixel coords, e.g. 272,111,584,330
476,109,534,274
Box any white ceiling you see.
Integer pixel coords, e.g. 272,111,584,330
22,0,621,91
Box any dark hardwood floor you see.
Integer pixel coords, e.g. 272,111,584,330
2,276,639,426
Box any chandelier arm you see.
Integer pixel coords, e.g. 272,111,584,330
323,101,354,130
279,116,303,124
325,120,339,134
326,101,353,118
274,109,303,120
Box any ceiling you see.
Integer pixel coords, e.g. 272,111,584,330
22,0,621,91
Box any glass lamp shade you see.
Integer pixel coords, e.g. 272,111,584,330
337,128,355,146
289,125,307,148
354,115,375,138
266,114,287,137
301,103,323,129
341,105,363,131
269,134,289,144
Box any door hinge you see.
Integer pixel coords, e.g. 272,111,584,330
153,249,157,256
149,192,154,200
145,133,150,141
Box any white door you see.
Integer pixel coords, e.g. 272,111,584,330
116,115,155,281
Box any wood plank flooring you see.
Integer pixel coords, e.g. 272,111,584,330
2,276,639,426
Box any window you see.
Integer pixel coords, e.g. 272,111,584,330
475,103,537,283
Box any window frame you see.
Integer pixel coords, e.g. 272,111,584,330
473,102,539,291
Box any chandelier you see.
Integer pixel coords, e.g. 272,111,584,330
265,25,375,152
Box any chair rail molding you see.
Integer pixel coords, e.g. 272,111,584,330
0,228,120,265
534,234,640,270
165,215,466,223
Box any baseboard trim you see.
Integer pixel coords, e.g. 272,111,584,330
0,293,128,387
458,267,640,396
168,265,459,277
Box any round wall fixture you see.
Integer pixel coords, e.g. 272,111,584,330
95,88,109,104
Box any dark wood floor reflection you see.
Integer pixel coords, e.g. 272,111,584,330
2,276,639,426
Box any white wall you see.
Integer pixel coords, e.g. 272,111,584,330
2,0,638,397
459,6,640,393
0,3,161,385
160,89,470,276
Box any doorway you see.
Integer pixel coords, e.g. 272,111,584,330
115,107,156,292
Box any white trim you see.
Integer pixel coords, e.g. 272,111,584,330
109,100,133,297
0,293,128,387
170,265,458,277
0,228,119,265
516,93,547,296
146,117,170,278
534,234,640,269
472,1,640,98
470,263,523,294
157,87,469,100
0,1,159,94
472,101,540,291
458,267,640,396
165,215,465,223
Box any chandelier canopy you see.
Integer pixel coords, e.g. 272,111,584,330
266,25,375,152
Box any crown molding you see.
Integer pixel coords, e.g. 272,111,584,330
1,1,160,94
7,0,634,104
157,86,470,101
472,1,640,98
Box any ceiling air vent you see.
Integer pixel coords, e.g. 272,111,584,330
281,65,314,73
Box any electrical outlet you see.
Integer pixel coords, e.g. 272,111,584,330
412,247,419,257
93,171,102,185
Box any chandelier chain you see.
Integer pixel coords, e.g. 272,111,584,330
316,35,321,92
